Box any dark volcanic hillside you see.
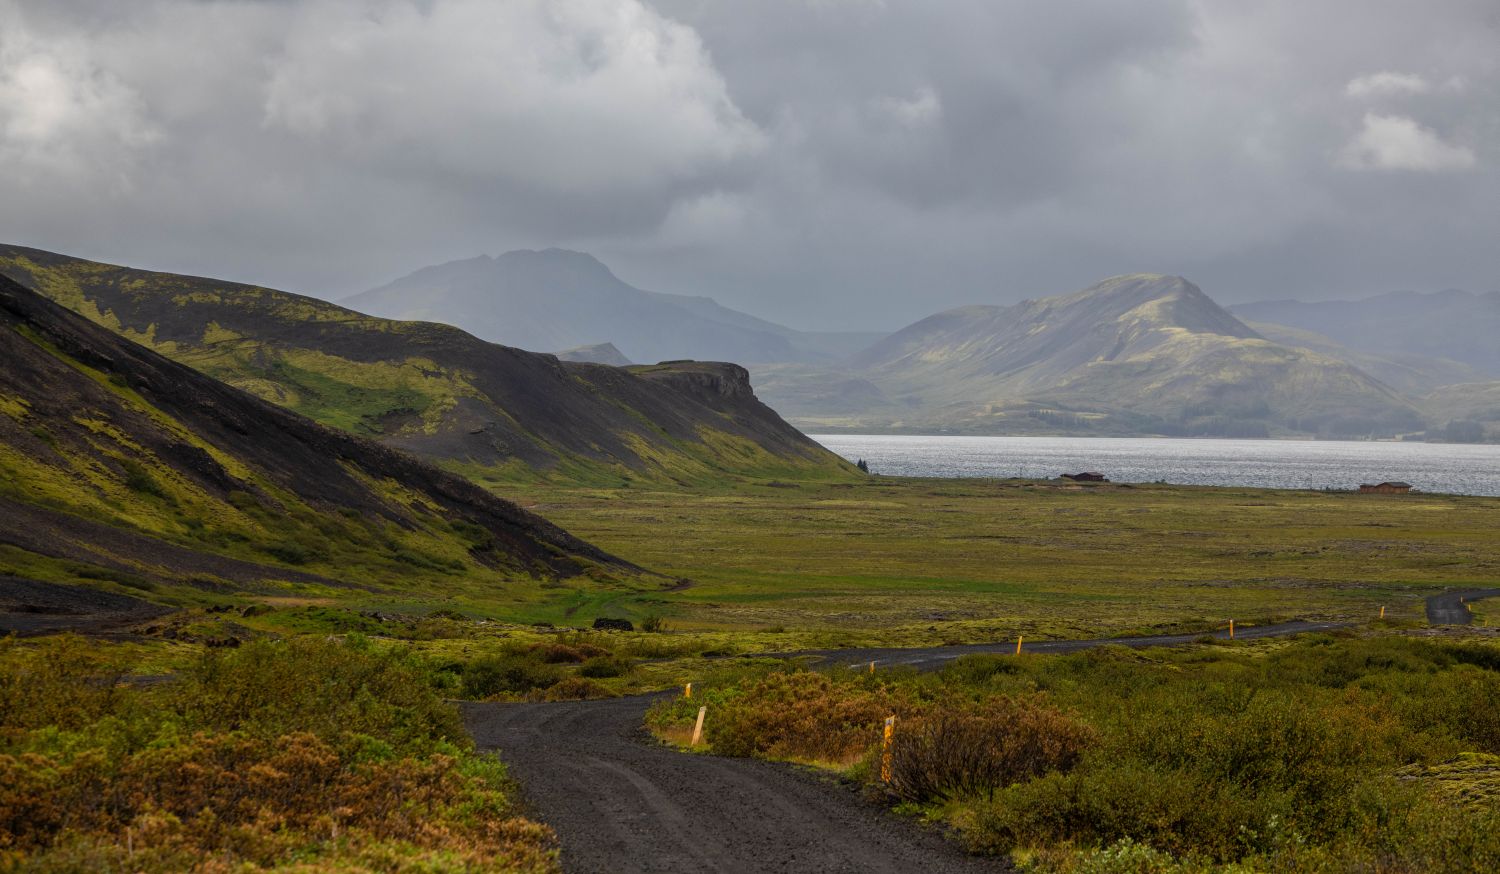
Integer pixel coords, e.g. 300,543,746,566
343,248,877,365
0,245,853,485
759,274,1422,437
0,272,637,627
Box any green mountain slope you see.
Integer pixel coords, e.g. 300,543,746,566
760,274,1423,438
0,272,638,627
1421,381,1500,441
0,245,855,486
344,248,880,364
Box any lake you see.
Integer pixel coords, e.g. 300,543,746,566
809,434,1500,497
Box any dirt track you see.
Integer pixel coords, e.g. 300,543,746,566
464,695,1005,874
1425,588,1500,625
463,617,1348,873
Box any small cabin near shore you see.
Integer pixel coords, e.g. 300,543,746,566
1062,472,1110,483
1359,481,1413,494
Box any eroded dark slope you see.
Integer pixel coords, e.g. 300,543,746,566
0,272,634,620
0,245,853,485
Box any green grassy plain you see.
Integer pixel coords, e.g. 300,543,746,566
484,477,1500,645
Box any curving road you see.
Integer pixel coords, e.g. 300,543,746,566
463,695,1005,874
1425,588,1500,625
778,619,1345,672
463,617,1358,873
466,593,1497,873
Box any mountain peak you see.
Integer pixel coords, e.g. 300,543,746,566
1075,273,1196,299
493,247,618,280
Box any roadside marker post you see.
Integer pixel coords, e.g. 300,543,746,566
1380,606,1385,619
1229,619,1234,639
691,706,707,747
869,660,876,674
881,715,896,783
684,682,692,699
1015,635,1023,656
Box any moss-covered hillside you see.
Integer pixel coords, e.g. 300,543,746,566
0,245,856,487
0,272,640,625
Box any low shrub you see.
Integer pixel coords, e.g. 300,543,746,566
577,656,633,679
705,671,908,763
529,642,608,664
461,653,562,699
535,676,618,701
0,636,559,872
886,695,1092,803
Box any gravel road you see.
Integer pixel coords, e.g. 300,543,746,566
463,695,1007,874
1425,588,1500,625
462,617,1346,873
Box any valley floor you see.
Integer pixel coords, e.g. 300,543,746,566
482,477,1500,646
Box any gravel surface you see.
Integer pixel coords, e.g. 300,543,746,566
782,619,1346,672
462,618,1355,874
463,694,1010,874
1426,588,1500,625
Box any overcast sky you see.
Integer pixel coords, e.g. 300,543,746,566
2,1,1496,330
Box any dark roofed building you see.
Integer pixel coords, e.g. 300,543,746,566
1359,481,1413,494
1062,472,1109,483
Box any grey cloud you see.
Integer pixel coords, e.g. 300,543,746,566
0,0,1496,332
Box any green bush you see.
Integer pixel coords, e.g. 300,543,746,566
460,653,562,699
683,636,1500,871
578,656,633,679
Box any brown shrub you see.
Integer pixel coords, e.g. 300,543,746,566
530,643,587,664
886,695,1093,803
707,672,906,763
528,642,610,664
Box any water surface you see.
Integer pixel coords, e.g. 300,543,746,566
810,434,1500,497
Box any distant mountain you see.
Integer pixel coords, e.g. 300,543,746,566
1421,381,1500,441
557,342,633,366
0,245,856,486
1243,321,1488,395
0,271,631,627
758,274,1423,438
343,248,878,365
1229,290,1500,377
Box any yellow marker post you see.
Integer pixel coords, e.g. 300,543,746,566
1229,619,1235,639
1015,636,1024,656
684,682,692,699
690,706,707,747
1380,606,1385,619
881,715,896,783
869,660,876,674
